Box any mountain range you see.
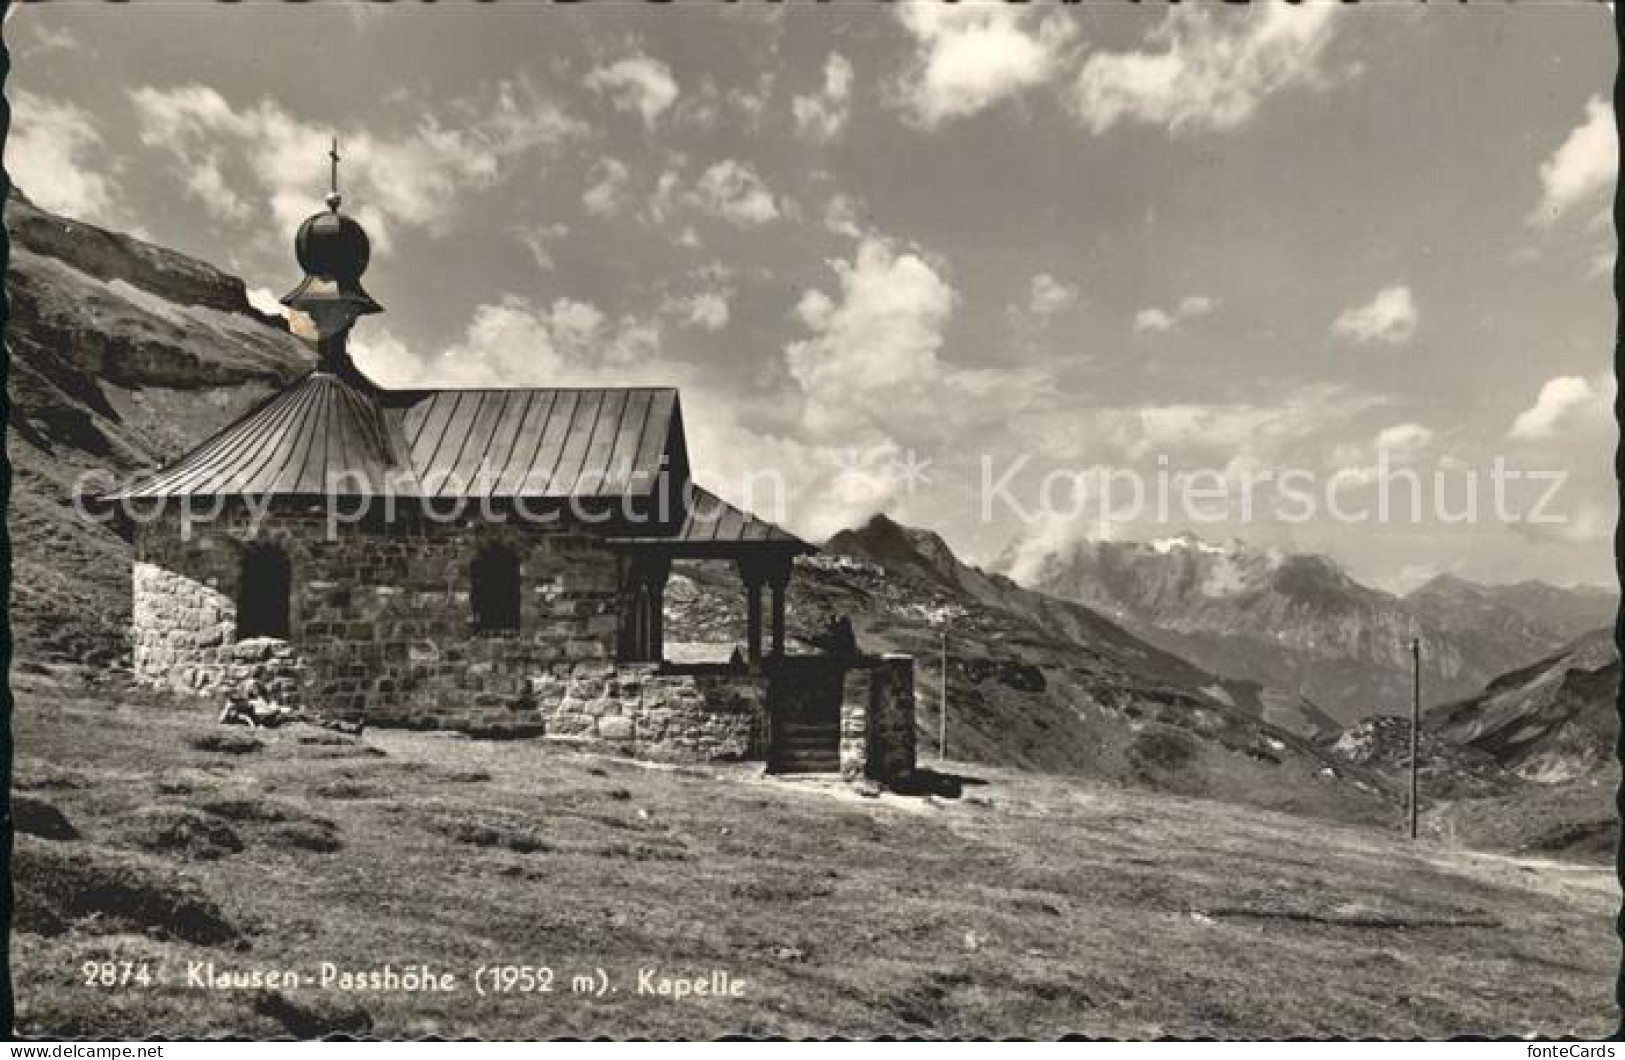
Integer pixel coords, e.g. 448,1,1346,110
997,531,1614,724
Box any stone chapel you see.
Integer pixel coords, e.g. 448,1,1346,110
109,159,916,784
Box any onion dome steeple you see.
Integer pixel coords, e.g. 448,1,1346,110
280,138,382,370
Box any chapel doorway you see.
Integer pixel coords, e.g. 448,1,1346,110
766,662,844,774
236,545,291,641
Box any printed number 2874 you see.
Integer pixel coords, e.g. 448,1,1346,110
82,961,156,988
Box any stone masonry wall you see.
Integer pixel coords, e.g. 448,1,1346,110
527,656,913,778
839,653,917,784
132,501,620,735
530,663,766,762
868,654,918,783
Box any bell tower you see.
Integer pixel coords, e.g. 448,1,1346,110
279,138,383,376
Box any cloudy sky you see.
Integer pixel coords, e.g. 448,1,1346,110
6,2,1617,590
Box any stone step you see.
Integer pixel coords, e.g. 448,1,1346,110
776,735,840,750
773,759,840,774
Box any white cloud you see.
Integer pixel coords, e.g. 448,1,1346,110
1504,372,1615,550
1133,308,1175,334
1530,96,1617,227
1134,294,1217,334
1373,422,1434,461
245,286,286,319
729,74,776,128
1028,273,1080,316
895,3,1076,127
690,160,780,226
778,237,966,534
1517,500,1614,548
1509,374,1609,441
1071,4,1340,135
673,76,725,132
678,70,775,132
784,235,1046,505
347,327,420,388
823,193,864,239
788,237,957,441
128,80,585,253
586,55,680,128
649,166,685,224
400,295,671,389
519,221,569,271
18,22,85,58
663,265,735,333
1332,285,1417,346
583,158,631,218
7,90,129,227
675,291,731,332
793,53,855,143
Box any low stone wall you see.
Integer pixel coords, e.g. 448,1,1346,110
528,655,914,783
530,663,766,762
225,637,308,710
132,559,239,695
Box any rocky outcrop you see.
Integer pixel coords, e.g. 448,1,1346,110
1331,716,1511,800
8,189,279,318
7,191,313,664
1426,629,1618,784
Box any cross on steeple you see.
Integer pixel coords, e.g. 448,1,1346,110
326,137,342,211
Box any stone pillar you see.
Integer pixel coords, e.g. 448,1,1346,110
839,665,872,781
872,654,918,784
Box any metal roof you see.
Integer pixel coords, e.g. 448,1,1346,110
114,374,811,553
385,387,684,500
607,482,813,553
112,371,424,499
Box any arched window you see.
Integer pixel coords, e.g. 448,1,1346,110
237,545,291,640
471,544,521,633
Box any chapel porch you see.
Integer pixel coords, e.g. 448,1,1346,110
602,489,915,782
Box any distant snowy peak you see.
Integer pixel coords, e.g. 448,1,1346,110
991,526,1617,725
1149,531,1244,557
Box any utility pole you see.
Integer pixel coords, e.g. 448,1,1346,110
939,627,949,762
1409,636,1421,841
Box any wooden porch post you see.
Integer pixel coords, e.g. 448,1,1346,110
620,553,672,663
767,557,791,659
739,558,766,667
646,555,670,664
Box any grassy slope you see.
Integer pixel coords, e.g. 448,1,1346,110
13,673,1614,1039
